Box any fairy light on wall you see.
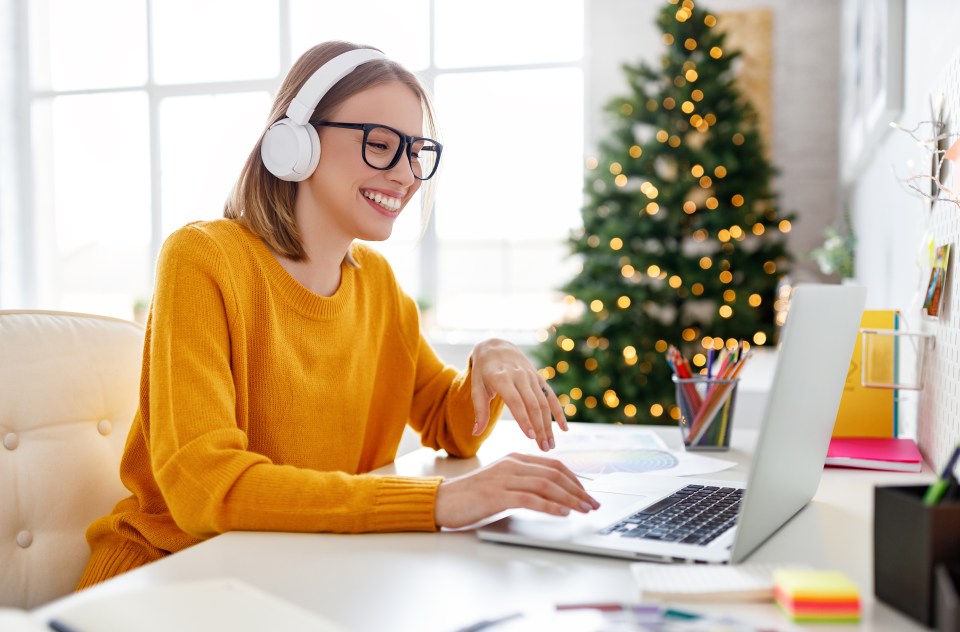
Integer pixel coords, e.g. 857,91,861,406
890,117,960,206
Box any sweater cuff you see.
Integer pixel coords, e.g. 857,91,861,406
369,476,442,532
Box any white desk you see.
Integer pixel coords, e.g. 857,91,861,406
36,423,933,632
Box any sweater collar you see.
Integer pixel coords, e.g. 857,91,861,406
237,223,357,321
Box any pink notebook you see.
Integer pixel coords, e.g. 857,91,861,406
825,437,922,472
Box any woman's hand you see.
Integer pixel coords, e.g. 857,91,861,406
434,453,600,529
470,338,567,452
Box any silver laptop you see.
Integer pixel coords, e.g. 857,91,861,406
477,284,867,564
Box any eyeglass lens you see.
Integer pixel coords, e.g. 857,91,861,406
363,125,440,180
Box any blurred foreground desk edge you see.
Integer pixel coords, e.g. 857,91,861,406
34,422,933,632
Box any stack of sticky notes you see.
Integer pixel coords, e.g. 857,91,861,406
773,569,861,622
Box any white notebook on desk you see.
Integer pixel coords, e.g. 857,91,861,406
478,284,867,564
630,562,804,602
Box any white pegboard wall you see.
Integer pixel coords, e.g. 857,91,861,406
916,51,960,472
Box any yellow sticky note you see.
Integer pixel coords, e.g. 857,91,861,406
773,570,860,601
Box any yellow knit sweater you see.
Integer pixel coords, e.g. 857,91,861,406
78,219,501,588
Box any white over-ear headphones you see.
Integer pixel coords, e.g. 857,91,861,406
261,48,387,182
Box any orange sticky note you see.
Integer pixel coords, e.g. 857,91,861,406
945,138,960,162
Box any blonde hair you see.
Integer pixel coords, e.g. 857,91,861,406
224,41,440,263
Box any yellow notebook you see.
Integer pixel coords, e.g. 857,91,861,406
832,310,898,438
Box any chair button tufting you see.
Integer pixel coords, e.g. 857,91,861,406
3,432,18,450
97,419,112,436
16,530,32,548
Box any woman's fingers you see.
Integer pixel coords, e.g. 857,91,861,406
470,367,493,436
505,453,598,508
469,338,568,450
500,378,555,451
434,453,601,529
541,382,569,432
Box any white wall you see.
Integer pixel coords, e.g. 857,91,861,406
585,0,841,279
847,0,960,312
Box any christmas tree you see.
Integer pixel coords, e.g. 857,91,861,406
535,0,793,425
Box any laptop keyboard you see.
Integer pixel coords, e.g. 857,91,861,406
598,484,743,545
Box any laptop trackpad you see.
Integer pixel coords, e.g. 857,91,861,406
492,489,662,541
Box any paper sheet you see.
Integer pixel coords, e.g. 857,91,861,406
546,428,736,478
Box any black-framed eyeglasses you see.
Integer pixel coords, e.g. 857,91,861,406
313,122,443,181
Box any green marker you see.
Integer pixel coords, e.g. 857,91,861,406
924,441,960,506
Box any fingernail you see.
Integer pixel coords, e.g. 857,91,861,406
526,428,536,440
591,498,601,509
559,507,570,516
580,501,592,512
548,437,556,449
540,439,550,451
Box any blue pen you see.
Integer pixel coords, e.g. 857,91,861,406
706,348,715,378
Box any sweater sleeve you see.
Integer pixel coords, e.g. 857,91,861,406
146,227,440,539
401,312,505,458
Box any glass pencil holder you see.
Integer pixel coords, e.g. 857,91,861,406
672,375,739,451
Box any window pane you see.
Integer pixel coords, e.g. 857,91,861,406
364,238,421,301
289,0,430,70
159,92,272,238
436,289,563,335
434,68,584,241
436,241,579,332
29,0,148,90
31,92,151,319
435,0,583,68
152,0,280,84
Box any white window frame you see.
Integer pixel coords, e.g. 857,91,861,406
1,0,584,347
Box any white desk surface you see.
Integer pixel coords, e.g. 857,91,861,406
36,422,934,632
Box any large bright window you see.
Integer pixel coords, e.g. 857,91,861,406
3,0,584,340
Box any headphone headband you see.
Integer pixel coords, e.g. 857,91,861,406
260,47,388,182
284,48,387,125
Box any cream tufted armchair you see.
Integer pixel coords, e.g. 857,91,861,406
0,310,143,608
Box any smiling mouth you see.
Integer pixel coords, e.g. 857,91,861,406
362,190,402,212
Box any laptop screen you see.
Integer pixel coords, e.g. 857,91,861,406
731,284,866,562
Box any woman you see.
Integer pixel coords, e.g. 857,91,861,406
77,40,598,589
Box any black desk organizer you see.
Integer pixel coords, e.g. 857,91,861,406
937,564,960,632
874,485,960,628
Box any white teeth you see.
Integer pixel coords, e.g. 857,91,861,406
363,191,401,212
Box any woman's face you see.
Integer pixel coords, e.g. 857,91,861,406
301,80,424,244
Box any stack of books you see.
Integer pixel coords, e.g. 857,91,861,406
773,569,861,623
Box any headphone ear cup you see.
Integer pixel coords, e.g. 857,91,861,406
302,124,321,178
261,118,321,182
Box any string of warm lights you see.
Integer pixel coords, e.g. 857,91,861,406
890,119,960,207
